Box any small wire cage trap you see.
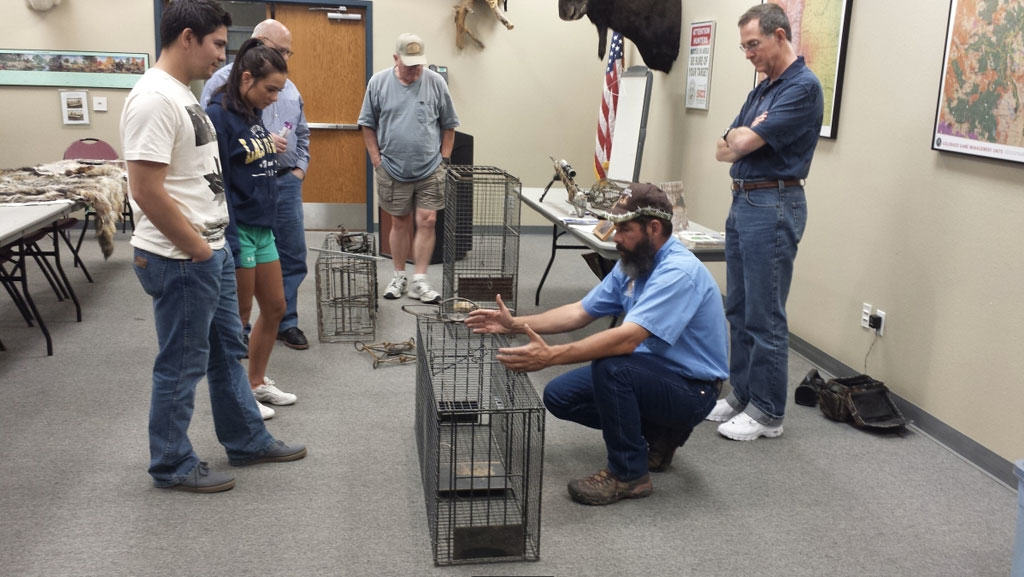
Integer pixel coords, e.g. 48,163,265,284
442,165,521,313
315,231,377,342
414,314,544,565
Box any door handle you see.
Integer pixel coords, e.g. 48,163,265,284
308,123,359,131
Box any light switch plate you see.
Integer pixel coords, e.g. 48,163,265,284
92,96,107,112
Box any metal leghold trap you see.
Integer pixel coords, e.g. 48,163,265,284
353,338,416,369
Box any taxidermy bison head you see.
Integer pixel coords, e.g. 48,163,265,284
558,0,680,73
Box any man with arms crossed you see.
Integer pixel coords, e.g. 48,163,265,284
712,3,823,441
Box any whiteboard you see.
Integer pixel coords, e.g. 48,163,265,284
607,66,653,183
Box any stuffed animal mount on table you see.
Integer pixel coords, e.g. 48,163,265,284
454,0,514,50
558,0,680,73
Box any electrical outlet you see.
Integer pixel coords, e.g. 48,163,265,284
875,309,885,336
860,303,873,329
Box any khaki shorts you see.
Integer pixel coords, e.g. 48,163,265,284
375,164,445,216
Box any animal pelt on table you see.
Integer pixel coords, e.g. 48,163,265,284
454,0,514,50
0,160,125,259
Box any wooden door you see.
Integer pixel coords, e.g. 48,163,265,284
272,3,369,229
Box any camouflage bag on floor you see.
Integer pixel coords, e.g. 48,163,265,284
818,374,907,431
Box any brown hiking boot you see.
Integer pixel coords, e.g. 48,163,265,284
567,469,652,505
646,427,693,472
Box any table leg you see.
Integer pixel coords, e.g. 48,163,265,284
535,225,560,306
12,240,53,356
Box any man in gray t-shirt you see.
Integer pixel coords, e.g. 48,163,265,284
358,33,459,304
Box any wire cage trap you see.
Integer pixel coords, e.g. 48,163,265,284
315,231,377,342
414,315,544,565
442,165,521,313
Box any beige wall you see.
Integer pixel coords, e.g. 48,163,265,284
366,1,605,227
0,1,154,166
2,1,1021,462
653,0,1024,462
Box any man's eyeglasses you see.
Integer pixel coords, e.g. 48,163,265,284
739,39,762,53
259,38,294,58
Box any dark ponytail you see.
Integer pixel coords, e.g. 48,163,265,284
215,37,288,121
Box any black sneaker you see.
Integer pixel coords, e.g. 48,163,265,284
230,440,307,466
163,461,235,493
277,327,309,350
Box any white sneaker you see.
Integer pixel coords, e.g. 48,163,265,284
717,412,783,441
408,278,441,304
383,275,407,300
706,398,739,422
256,400,275,420
253,376,297,406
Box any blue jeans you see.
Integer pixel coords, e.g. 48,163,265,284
133,247,275,487
543,354,719,481
723,184,806,426
273,172,308,332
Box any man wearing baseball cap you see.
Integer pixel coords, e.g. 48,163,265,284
465,184,728,506
359,33,459,305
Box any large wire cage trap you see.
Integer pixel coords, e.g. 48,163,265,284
315,231,377,342
414,313,544,565
442,165,521,313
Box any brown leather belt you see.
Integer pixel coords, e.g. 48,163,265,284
731,179,804,191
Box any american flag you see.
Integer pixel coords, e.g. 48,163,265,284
594,31,623,180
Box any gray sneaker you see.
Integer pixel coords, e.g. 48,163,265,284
163,461,235,493
230,440,307,466
383,275,407,299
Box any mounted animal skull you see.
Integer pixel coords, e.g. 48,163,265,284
558,0,680,73
26,0,62,11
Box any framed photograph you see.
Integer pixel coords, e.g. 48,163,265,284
685,21,715,110
593,219,615,241
768,0,853,138
932,0,1024,164
60,90,89,125
0,49,148,89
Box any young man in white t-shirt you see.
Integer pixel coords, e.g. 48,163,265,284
121,0,306,493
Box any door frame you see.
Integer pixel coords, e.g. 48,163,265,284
151,0,376,232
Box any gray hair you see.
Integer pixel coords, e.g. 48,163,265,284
739,3,792,41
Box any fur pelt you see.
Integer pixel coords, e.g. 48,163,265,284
0,160,125,259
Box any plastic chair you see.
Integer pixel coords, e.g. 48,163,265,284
63,137,118,162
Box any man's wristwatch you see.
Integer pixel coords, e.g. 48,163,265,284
722,127,733,142
441,157,451,166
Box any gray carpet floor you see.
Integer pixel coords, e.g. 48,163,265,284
0,228,1018,577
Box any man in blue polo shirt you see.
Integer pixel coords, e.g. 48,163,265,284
713,3,823,441
465,184,728,506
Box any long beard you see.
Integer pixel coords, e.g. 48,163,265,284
617,235,656,280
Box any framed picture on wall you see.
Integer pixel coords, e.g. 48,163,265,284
766,0,853,138
0,49,148,89
60,90,89,125
932,0,1024,164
